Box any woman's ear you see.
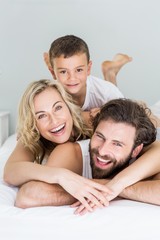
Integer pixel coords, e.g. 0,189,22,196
131,143,144,158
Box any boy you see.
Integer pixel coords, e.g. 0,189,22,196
43,35,132,125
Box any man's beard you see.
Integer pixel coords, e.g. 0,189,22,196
89,145,132,179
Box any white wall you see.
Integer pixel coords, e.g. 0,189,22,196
0,0,160,134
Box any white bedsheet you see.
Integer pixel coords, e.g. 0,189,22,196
0,135,160,240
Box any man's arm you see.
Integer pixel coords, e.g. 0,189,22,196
119,175,160,205
15,181,76,208
73,176,160,215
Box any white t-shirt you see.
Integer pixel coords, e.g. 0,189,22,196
82,75,124,111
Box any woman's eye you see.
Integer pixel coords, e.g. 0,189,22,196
37,114,46,120
55,105,62,111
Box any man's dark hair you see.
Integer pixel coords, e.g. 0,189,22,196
49,35,90,66
92,98,157,148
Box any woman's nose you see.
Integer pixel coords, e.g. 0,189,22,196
48,114,59,124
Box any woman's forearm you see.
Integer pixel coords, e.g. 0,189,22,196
3,161,62,187
105,141,160,198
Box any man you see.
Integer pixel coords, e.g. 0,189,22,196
15,99,160,212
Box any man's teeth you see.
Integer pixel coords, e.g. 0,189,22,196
97,157,111,164
51,124,65,133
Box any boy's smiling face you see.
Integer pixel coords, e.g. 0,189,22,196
52,53,92,98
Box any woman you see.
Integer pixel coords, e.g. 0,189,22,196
3,79,111,211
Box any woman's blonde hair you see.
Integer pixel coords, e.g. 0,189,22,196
17,79,92,163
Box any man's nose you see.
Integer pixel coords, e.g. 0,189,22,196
98,142,112,157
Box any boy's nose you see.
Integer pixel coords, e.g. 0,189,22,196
68,71,75,80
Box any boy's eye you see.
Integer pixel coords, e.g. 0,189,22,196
59,70,66,74
76,68,83,72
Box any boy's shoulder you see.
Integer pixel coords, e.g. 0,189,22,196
87,75,120,89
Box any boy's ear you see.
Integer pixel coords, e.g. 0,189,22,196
43,52,56,79
87,60,92,75
131,143,143,158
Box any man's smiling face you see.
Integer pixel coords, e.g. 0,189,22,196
89,119,136,178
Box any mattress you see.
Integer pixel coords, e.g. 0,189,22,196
0,134,160,240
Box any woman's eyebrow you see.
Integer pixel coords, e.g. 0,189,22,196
35,101,62,115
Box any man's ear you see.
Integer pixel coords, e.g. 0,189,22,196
131,143,144,158
87,60,92,75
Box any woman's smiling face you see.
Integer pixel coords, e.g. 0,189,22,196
34,87,73,144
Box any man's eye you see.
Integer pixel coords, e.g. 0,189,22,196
95,133,104,140
114,142,122,147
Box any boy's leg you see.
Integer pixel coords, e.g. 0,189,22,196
101,53,132,86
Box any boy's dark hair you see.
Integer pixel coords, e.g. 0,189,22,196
49,35,90,66
92,98,157,148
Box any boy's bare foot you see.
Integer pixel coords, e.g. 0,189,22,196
101,53,132,85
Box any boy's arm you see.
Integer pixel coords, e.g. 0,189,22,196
81,108,100,127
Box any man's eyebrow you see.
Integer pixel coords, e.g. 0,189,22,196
113,140,125,146
35,101,62,115
95,131,126,146
95,131,105,138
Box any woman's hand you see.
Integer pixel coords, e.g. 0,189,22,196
58,169,112,212
71,179,122,215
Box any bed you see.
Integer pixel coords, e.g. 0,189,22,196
0,136,160,239
0,113,160,239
